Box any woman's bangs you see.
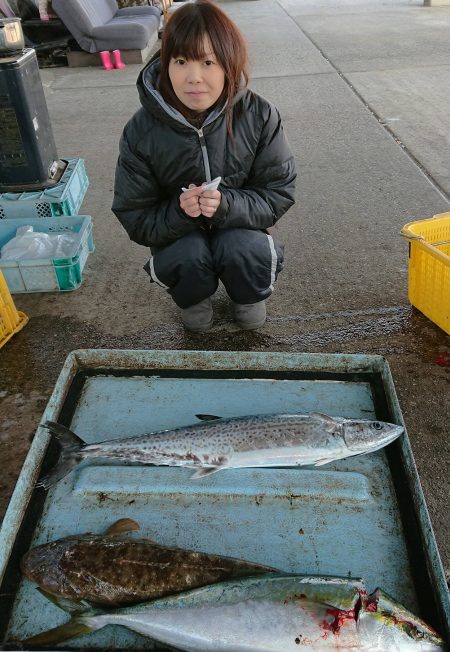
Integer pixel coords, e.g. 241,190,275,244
170,20,208,61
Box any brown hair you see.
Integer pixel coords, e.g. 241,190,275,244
159,0,249,133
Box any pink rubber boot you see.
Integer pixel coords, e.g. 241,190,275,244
100,51,113,70
112,50,126,69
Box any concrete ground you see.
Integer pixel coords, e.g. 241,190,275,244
0,0,449,598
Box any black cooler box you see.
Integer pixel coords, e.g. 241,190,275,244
0,47,59,191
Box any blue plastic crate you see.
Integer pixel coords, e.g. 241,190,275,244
0,158,89,219
0,215,94,293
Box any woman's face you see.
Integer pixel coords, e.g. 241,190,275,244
168,36,225,112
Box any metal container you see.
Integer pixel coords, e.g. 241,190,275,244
0,349,448,649
0,18,24,53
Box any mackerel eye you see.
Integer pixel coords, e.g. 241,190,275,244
373,422,383,430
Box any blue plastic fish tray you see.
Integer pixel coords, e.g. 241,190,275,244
0,158,89,220
0,350,448,649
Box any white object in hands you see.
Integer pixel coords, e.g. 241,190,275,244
182,176,221,193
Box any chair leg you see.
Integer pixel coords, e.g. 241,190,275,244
100,51,114,70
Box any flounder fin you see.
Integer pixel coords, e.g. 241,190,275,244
36,588,92,614
195,413,222,421
105,518,140,536
190,466,221,479
22,619,93,647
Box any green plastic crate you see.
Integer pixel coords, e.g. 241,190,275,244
0,159,89,219
0,215,94,293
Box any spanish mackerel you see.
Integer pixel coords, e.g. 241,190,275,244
21,518,276,607
23,575,444,650
38,412,404,487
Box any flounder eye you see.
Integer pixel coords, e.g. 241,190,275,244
373,422,383,430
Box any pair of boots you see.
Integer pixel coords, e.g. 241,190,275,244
181,298,266,333
100,50,126,70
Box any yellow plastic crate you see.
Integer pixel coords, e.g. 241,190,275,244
401,211,450,335
0,270,28,349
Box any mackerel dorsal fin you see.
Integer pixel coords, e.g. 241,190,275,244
195,414,222,421
309,412,338,430
105,518,140,536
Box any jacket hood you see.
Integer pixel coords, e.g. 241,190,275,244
136,53,247,131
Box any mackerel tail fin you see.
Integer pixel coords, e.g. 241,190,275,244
37,421,86,489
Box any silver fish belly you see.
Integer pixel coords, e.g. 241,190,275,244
24,576,444,651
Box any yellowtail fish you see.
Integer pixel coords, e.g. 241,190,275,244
38,412,404,487
21,518,276,607
22,575,444,650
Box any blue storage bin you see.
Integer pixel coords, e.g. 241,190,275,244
0,215,94,293
0,159,89,219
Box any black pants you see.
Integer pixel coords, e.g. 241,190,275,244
145,228,285,309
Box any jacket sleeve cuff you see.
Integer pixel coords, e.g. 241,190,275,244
211,191,229,226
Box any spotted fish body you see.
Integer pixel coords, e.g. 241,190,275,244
21,519,276,607
39,412,404,487
23,576,444,651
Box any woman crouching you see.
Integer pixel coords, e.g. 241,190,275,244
112,0,296,331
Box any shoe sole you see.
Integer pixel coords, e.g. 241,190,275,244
182,319,214,333
235,319,266,331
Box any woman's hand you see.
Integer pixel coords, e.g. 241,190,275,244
199,188,221,219
179,184,203,218
180,184,221,219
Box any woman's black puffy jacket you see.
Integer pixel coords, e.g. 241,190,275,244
112,56,296,248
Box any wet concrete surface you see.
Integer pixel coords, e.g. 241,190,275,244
1,299,449,584
0,0,449,605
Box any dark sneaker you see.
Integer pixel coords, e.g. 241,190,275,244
181,298,213,332
233,300,266,330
